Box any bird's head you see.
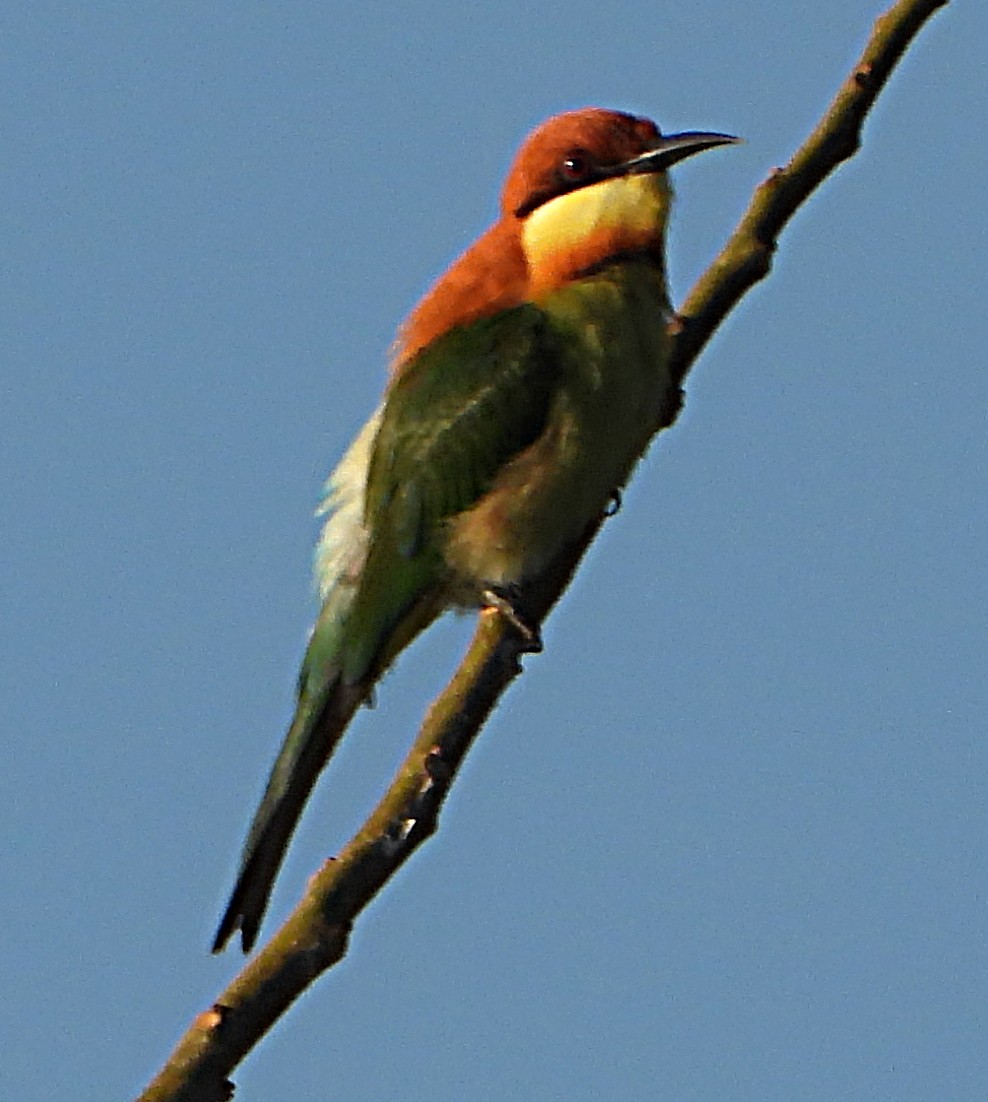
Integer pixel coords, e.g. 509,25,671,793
502,108,737,295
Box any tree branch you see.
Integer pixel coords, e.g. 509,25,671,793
666,0,948,389
136,3,948,1098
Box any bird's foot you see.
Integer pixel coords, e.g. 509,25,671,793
482,587,543,653
603,488,622,518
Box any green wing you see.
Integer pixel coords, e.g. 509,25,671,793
341,303,559,682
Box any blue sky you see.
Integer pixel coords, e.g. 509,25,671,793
3,3,985,1100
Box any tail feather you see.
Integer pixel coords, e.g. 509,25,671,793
212,675,366,953
213,413,382,953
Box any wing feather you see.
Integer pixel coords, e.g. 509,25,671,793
367,303,558,545
339,303,560,683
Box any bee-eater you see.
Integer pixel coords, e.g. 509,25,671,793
213,107,737,953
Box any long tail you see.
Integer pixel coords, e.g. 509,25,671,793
211,667,367,953
213,411,382,954
212,587,442,952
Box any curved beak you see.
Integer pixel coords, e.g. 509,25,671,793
612,131,741,177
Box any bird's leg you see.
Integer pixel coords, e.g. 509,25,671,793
482,586,543,653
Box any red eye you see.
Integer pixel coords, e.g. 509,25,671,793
559,149,591,182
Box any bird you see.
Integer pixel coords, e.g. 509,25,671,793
213,107,738,953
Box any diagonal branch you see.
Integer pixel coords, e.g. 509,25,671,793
666,0,948,389
136,2,948,1098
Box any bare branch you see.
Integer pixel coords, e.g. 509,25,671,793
665,0,949,391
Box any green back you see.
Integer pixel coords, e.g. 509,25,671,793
340,303,560,683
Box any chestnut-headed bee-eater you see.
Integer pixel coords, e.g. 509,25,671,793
213,107,737,952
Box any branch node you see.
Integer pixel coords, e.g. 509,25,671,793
854,62,876,88
193,1004,229,1034
424,745,452,783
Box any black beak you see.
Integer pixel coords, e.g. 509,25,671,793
611,131,741,176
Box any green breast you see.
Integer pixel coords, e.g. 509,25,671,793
442,258,673,589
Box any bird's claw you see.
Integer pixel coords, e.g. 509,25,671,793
482,587,543,653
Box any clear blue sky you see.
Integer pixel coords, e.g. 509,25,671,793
3,3,985,1100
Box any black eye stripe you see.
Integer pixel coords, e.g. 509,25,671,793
513,152,610,218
